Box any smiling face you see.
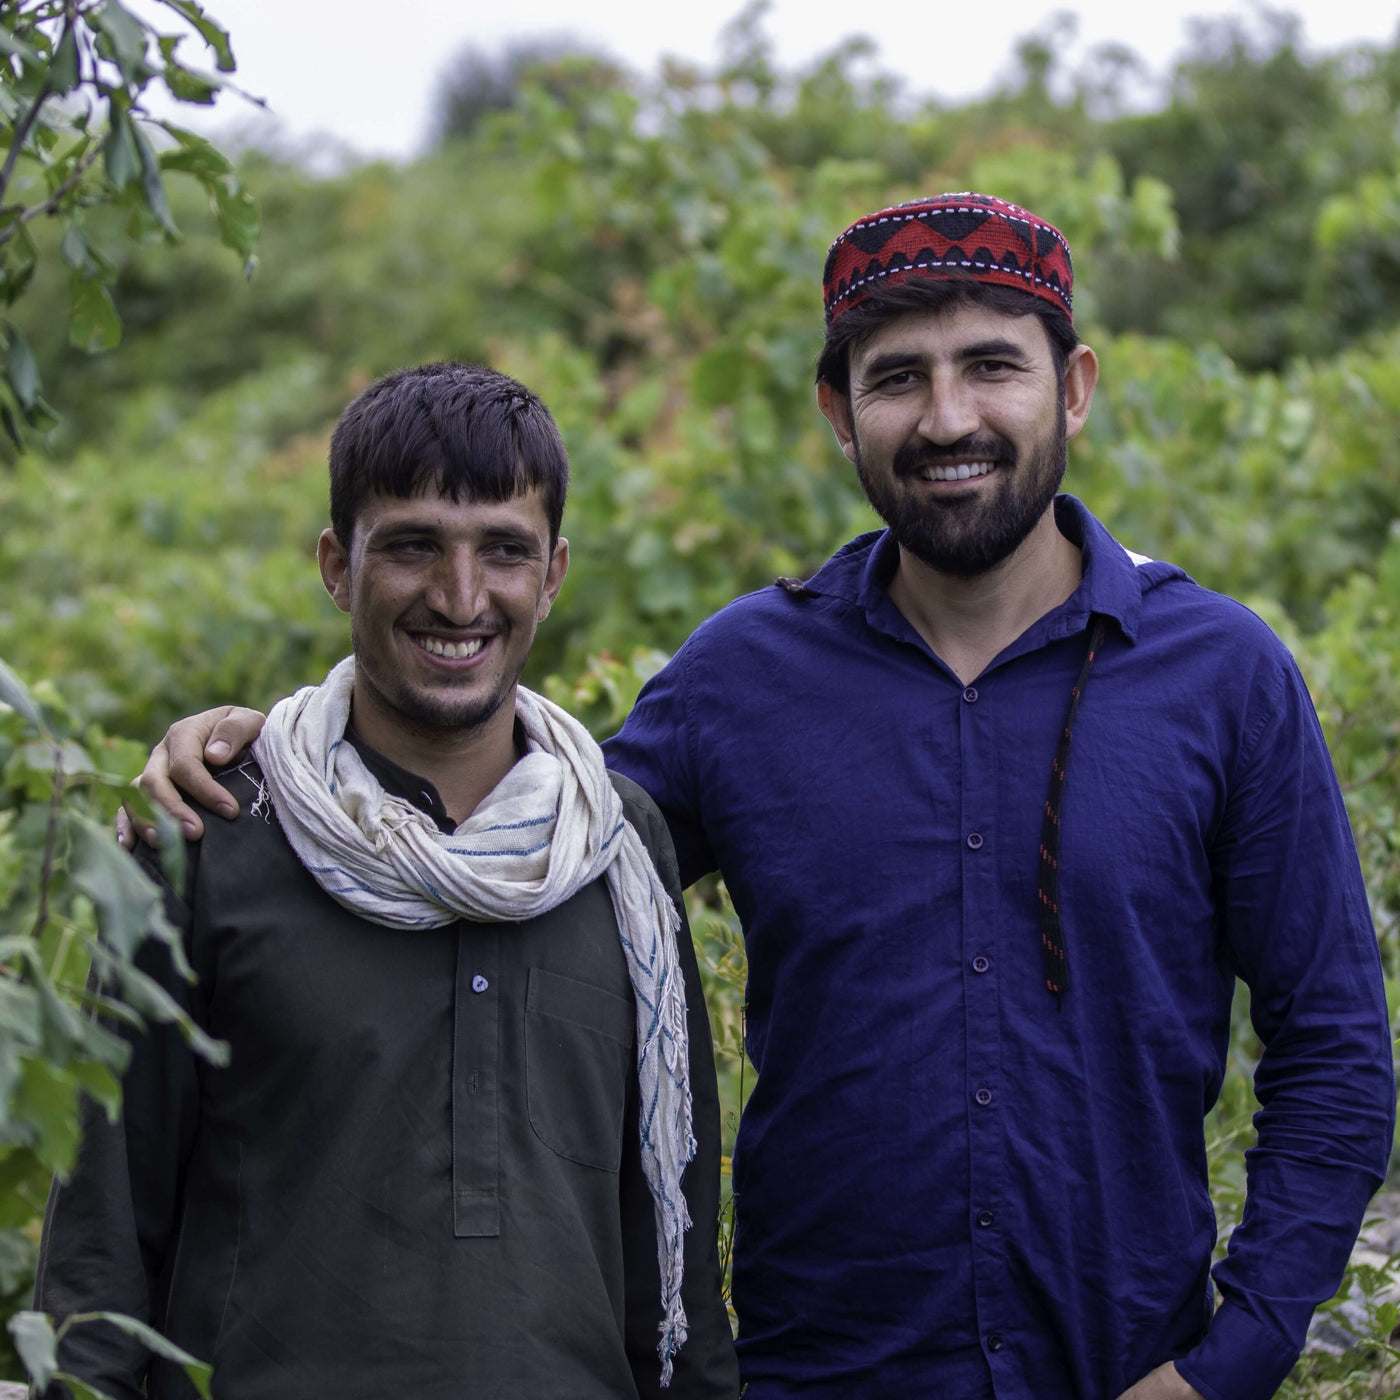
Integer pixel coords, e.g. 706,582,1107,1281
818,301,1098,577
318,486,568,743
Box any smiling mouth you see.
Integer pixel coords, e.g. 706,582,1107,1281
917,460,998,483
410,633,488,660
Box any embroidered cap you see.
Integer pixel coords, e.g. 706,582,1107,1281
822,192,1074,326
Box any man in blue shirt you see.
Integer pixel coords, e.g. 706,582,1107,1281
132,193,1395,1400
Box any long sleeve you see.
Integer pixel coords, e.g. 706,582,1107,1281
604,644,716,891
33,844,204,1399
1175,654,1396,1400
616,783,739,1399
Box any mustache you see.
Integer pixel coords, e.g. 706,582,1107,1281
400,608,503,633
892,435,1015,478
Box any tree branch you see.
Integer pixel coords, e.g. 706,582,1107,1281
31,743,65,942
0,77,53,209
0,135,103,248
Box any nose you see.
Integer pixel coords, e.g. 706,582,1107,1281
917,375,980,446
425,546,487,624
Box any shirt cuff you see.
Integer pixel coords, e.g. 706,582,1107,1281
1174,1297,1302,1400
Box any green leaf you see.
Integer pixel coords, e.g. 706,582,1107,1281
9,1310,58,1388
66,813,192,978
113,959,229,1066
4,321,41,409
157,131,232,178
156,0,236,72
0,656,44,727
90,1,154,87
87,1313,213,1395
69,272,122,352
70,1060,123,1121
211,178,259,260
0,221,39,305
132,121,180,238
49,25,80,94
61,224,99,276
156,38,224,104
13,1055,82,1173
104,104,141,191
0,30,42,67
122,785,188,891
163,64,219,105
51,1372,119,1400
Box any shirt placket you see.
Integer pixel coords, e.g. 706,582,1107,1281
452,927,501,1237
959,677,1012,1386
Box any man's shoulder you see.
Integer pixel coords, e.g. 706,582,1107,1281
679,535,878,656
608,769,666,844
607,770,680,884
1138,565,1296,659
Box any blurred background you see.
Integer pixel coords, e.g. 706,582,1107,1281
3,2,1400,1389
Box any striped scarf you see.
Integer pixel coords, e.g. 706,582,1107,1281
253,656,695,1383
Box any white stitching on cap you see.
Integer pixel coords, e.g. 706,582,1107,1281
825,258,1074,313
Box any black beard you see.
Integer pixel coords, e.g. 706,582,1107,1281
854,410,1067,577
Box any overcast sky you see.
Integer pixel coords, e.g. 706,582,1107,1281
137,0,1400,163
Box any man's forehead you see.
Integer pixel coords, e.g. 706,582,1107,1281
357,484,551,535
850,304,1049,370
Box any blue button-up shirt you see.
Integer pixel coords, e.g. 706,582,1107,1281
603,496,1395,1400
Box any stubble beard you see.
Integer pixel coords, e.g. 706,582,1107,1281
854,402,1068,578
352,621,523,738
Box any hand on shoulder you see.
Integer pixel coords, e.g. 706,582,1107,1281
117,704,269,848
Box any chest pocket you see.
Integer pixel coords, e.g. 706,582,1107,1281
525,966,635,1172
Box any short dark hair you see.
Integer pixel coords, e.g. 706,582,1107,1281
328,362,569,549
815,278,1078,397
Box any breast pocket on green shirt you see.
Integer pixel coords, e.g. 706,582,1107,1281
525,966,635,1171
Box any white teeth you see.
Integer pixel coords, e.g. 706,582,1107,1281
921,461,995,483
419,636,485,658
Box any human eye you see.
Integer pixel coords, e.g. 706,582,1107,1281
973,358,1018,378
871,367,919,392
384,535,434,558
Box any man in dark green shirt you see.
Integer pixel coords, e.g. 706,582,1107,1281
35,363,738,1400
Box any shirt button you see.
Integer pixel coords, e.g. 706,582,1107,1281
975,1087,992,1107
987,1333,1005,1353
966,832,984,850
977,1209,994,1228
963,686,979,703
972,955,990,974
471,974,489,994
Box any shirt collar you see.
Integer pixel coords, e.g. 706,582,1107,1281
804,494,1147,647
344,726,455,834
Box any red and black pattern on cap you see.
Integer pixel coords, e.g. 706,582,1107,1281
822,192,1074,326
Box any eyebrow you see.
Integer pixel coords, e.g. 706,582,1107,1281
368,519,543,549
859,338,1031,380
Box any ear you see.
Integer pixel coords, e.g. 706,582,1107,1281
537,535,570,622
1063,344,1099,442
317,528,352,614
817,381,858,465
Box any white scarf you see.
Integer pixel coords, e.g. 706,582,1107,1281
253,657,695,1383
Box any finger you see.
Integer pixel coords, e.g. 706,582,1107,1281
115,806,138,851
161,707,244,822
202,706,268,766
130,763,205,841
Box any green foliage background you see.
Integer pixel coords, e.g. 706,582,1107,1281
4,5,1400,1391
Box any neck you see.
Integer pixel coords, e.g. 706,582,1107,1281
348,680,521,826
887,507,1082,685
